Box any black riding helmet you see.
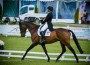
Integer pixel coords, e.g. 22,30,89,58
47,6,53,11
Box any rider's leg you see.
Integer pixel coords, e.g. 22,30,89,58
40,31,45,44
40,23,48,44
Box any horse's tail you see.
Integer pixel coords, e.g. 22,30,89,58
68,30,83,54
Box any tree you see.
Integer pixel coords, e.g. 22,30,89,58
74,8,79,24
34,5,38,13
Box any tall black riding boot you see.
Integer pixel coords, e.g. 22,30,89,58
40,31,45,44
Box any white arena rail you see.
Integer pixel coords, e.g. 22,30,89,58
0,50,90,62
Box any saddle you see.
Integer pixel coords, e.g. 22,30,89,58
37,29,51,36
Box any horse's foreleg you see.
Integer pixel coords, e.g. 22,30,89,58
21,43,38,60
66,44,79,63
41,44,50,62
56,42,66,62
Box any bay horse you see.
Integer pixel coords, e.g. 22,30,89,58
19,21,83,62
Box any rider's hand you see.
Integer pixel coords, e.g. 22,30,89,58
40,20,45,24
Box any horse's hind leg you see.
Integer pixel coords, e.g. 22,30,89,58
41,44,50,62
56,42,66,62
66,44,79,63
21,43,38,60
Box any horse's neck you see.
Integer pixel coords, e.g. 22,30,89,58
30,23,39,29
27,23,39,33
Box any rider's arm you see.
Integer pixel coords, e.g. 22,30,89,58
42,13,50,24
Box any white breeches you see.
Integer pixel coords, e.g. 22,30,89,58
39,22,48,32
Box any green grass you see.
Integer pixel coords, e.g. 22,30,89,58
0,36,90,53
0,57,90,65
53,23,90,28
0,36,90,65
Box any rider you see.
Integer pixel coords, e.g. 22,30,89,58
40,6,54,44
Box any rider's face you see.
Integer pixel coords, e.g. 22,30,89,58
47,9,50,13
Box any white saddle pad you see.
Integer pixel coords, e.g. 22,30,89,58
38,29,51,36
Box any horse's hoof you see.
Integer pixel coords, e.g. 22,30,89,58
47,59,50,62
76,60,79,63
21,58,24,61
47,58,50,62
80,51,84,54
56,59,59,62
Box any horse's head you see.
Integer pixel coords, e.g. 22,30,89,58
19,22,27,37
19,17,31,37
19,17,39,37
19,20,38,37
